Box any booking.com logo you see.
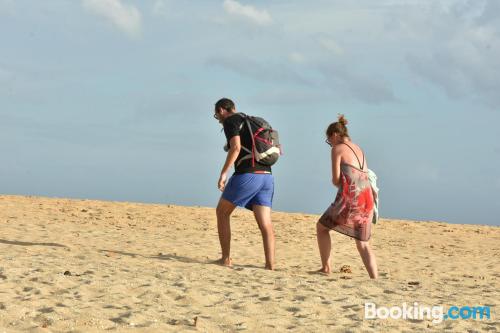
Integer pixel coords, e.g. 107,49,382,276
365,302,491,324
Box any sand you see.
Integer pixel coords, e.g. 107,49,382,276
0,195,498,332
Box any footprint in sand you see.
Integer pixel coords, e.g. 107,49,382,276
38,307,54,314
286,307,301,313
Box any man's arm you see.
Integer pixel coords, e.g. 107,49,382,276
218,135,241,191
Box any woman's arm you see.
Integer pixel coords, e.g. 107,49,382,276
331,146,342,187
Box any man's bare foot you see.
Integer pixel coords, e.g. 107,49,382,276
213,257,232,267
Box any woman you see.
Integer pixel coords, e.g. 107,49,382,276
317,115,378,278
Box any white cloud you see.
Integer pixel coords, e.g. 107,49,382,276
289,52,305,64
152,0,169,17
318,62,396,104
0,65,10,80
223,0,272,26
415,163,441,182
318,37,344,55
403,0,500,107
207,55,311,86
0,0,14,15
276,1,499,107
82,0,142,38
0,65,14,97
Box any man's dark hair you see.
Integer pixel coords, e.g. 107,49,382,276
215,98,235,112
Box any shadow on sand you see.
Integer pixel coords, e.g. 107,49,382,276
98,249,145,258
100,249,209,265
152,253,206,264
98,249,273,271
0,239,67,248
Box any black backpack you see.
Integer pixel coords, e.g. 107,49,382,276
237,113,281,167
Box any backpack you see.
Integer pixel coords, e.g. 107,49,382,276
236,113,281,167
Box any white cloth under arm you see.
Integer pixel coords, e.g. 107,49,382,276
368,169,379,224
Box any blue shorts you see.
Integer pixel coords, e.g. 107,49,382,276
222,173,274,210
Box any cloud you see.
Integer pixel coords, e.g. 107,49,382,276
207,48,396,104
250,88,332,107
318,37,344,55
414,163,441,182
82,0,142,38
133,91,211,121
223,0,272,26
0,0,13,10
0,65,10,80
476,0,500,26
265,1,498,107
207,56,311,86
318,63,397,104
289,52,305,64
0,65,14,98
404,0,500,107
152,0,169,17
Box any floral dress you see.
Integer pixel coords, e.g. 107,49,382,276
318,145,374,241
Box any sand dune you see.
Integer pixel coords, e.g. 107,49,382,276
0,195,498,332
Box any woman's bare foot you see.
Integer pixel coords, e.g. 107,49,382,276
213,257,232,267
317,267,331,275
265,263,275,270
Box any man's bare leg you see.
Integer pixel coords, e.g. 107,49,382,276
252,205,275,270
316,222,332,274
216,198,236,266
355,239,378,279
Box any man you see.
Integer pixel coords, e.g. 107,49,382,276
213,98,275,270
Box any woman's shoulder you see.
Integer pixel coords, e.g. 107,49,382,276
347,140,362,150
332,143,345,155
348,141,366,156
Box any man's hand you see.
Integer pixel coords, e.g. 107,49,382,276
218,173,228,191
218,136,240,192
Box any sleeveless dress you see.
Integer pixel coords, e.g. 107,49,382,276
318,143,374,241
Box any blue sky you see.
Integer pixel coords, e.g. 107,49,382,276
1,0,499,226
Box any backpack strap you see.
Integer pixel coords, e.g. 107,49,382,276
232,113,256,167
243,116,256,167
236,151,252,166
237,141,253,166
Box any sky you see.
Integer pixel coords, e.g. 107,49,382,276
1,0,499,226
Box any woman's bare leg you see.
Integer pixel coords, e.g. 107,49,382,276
355,240,378,279
316,222,332,274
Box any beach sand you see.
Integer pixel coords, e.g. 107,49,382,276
0,195,498,332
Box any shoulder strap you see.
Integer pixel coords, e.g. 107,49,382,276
236,112,248,131
232,113,256,167
244,116,256,167
342,142,364,170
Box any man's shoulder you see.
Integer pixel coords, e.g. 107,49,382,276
223,113,246,129
225,113,245,122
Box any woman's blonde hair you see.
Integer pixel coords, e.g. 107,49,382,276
326,114,349,138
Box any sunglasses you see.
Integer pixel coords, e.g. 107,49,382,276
213,109,222,119
325,139,332,147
